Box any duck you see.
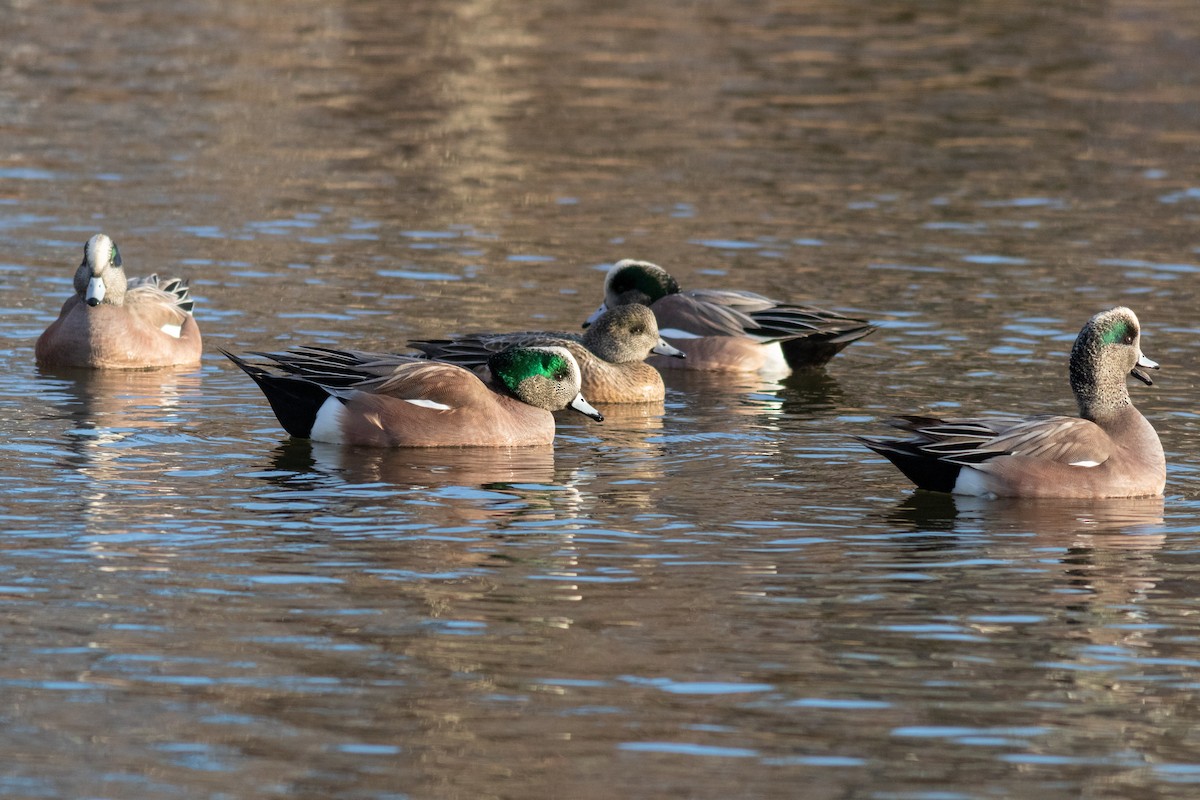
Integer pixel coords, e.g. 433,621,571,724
223,344,603,447
584,259,875,374
408,304,685,403
36,233,202,369
857,307,1165,498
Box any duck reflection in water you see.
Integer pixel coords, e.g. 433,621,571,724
562,400,667,513
876,494,1166,650
266,439,579,526
883,492,1165,539
39,366,202,478
34,366,204,536
659,366,848,424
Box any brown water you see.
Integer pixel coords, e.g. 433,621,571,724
4,1,1200,797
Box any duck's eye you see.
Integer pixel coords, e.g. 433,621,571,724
631,326,645,335
554,370,568,381
1123,334,1134,345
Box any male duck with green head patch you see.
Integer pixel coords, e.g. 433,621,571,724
224,344,602,447
858,307,1165,499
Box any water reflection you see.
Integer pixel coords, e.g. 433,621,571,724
886,493,1166,538
662,369,789,401
586,400,666,463
878,493,1167,644
661,368,853,425
35,365,203,497
37,365,202,430
883,489,1161,532
955,495,1166,538
264,439,577,526
276,439,558,489
565,401,667,512
15,367,209,569
779,369,848,415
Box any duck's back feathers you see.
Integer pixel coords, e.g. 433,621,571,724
651,292,759,338
410,332,586,371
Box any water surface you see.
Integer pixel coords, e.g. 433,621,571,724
4,1,1200,798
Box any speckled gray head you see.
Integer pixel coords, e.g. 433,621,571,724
1069,306,1158,420
74,233,125,307
582,303,686,362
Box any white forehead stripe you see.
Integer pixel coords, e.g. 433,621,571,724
1069,460,1101,468
87,235,114,270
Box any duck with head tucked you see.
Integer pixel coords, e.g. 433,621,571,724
857,307,1165,499
585,259,876,375
409,304,685,404
36,233,202,369
224,344,603,447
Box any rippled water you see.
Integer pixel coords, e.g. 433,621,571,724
5,0,1200,797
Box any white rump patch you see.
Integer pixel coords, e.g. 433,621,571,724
310,397,344,443
658,328,702,340
953,467,997,498
160,323,182,339
404,398,453,411
1069,460,1101,468
87,276,106,303
758,341,790,377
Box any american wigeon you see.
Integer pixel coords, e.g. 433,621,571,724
584,259,875,374
36,234,202,370
223,344,603,447
858,307,1165,499
408,304,685,403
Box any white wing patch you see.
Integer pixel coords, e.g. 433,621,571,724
1069,460,1101,468
404,398,453,411
160,323,183,338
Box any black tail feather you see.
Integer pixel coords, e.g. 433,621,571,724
221,348,330,439
856,436,963,493
779,323,876,369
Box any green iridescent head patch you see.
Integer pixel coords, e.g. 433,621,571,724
1101,319,1133,346
490,348,571,391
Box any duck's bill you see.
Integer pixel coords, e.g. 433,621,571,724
569,392,604,421
86,276,106,306
1131,353,1159,385
652,338,686,359
582,302,608,329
